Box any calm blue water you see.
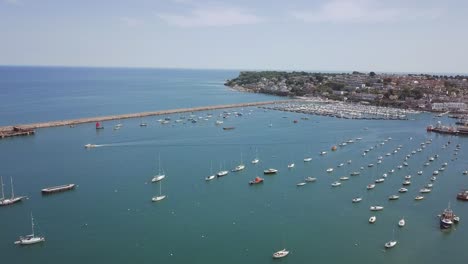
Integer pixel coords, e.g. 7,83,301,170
0,67,467,264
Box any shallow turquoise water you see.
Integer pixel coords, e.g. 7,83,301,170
1,68,467,263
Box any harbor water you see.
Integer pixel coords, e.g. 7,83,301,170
0,67,467,264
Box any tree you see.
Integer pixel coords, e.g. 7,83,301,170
369,71,376,77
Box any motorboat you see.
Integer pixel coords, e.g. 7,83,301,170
375,178,385,183
251,159,259,164
397,165,403,169
388,195,399,200
337,163,344,167
350,172,360,176
420,188,431,193
426,183,433,188
320,151,327,155
398,188,408,193
249,177,264,185
272,249,289,259
367,184,376,190
398,218,405,227
331,181,341,187
352,197,362,203
417,171,423,175
326,168,334,173
382,173,387,178
305,177,317,182
297,182,306,187
340,176,349,181
263,169,278,175
414,195,424,200
430,176,437,181
288,163,295,169
405,175,412,179
370,206,384,211
303,157,312,162
440,204,455,229
368,164,374,167
433,170,439,175
369,216,376,223
84,144,98,148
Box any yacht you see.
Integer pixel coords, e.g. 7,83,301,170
430,176,437,181
151,154,166,183
232,164,245,172
426,183,433,188
216,170,229,177
0,177,26,206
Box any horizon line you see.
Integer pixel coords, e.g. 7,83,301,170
0,64,466,76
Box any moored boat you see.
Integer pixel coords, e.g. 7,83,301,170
388,195,399,200
331,181,341,187
263,168,278,175
272,249,289,259
41,184,75,194
352,197,362,203
398,188,408,193
14,213,45,245
370,205,384,211
398,218,405,227
456,190,468,201
249,177,264,185
369,216,376,223
305,177,317,182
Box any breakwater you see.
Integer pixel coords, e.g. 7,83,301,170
0,100,293,134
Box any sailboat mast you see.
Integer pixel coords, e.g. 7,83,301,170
0,176,4,200
31,213,35,236
159,181,162,196
10,177,14,199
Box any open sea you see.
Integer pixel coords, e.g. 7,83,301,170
0,66,467,264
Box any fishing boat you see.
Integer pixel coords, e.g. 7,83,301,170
352,197,362,203
440,204,455,229
0,177,26,206
41,184,75,194
303,157,312,162
249,177,264,185
457,190,468,201
367,184,376,190
398,218,405,227
272,249,289,259
331,181,341,187
398,188,408,193
305,177,317,182
369,216,376,223
415,195,424,200
326,168,334,173
14,213,45,245
263,168,278,175
151,154,166,183
370,206,384,211
388,195,400,200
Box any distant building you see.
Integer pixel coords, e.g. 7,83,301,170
431,102,467,111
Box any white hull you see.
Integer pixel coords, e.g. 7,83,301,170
152,195,166,202
15,237,45,245
205,175,215,181
152,175,165,183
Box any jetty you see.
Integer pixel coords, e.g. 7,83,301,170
0,100,292,138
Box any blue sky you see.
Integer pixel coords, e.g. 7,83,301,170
1,0,467,73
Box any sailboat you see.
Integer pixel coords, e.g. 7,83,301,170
151,181,166,202
251,148,259,164
205,162,216,181
384,229,397,249
14,213,45,245
0,177,26,206
151,154,165,183
232,152,245,172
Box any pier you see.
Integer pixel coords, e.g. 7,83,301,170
0,100,292,138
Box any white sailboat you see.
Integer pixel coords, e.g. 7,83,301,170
14,213,45,245
384,229,397,249
251,148,259,164
232,152,245,172
398,218,405,227
205,162,215,181
0,177,26,206
151,154,165,183
152,181,166,202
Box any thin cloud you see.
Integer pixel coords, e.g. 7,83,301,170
292,0,443,23
4,0,22,5
120,17,144,27
158,6,263,27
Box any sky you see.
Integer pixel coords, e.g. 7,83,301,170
1,0,467,73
